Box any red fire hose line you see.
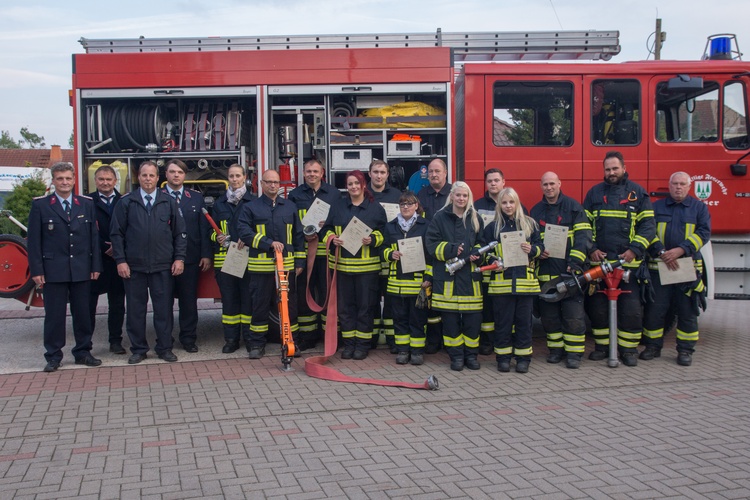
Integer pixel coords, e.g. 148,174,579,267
304,234,438,390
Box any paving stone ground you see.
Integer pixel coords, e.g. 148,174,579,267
0,298,748,499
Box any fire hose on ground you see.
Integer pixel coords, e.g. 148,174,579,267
303,230,439,390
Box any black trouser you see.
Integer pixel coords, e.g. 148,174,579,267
124,270,174,356
89,258,125,345
296,256,328,344
43,280,93,363
586,278,643,353
248,273,298,349
337,272,379,351
173,262,200,346
492,295,534,360
390,294,428,353
441,310,481,359
215,268,252,346
643,271,699,353
538,294,586,355
479,283,493,350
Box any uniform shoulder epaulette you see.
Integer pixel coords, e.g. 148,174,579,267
33,194,48,200
78,194,93,200
120,192,133,199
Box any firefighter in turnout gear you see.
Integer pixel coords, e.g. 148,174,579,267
382,191,431,366
322,170,387,360
425,182,484,371
481,188,542,374
237,169,305,359
641,171,711,366
210,164,256,354
288,159,342,350
583,151,655,366
530,172,592,369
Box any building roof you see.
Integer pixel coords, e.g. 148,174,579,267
0,147,73,168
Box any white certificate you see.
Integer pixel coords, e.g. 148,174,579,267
657,257,696,285
543,223,569,260
500,231,529,268
380,202,400,222
301,198,331,231
397,236,426,274
339,216,372,255
220,242,250,278
477,209,495,228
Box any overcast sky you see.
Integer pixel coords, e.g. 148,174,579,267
1,0,748,148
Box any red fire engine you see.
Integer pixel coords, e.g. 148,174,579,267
2,29,748,303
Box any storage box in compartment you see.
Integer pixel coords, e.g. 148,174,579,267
387,140,420,156
331,148,373,171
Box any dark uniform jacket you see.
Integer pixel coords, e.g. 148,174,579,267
162,187,211,265
382,217,432,296
88,190,122,291
28,194,102,283
481,213,543,295
647,195,711,271
425,205,484,311
288,181,341,258
418,183,451,221
237,194,304,273
583,172,655,268
369,183,402,205
210,189,256,269
530,191,592,280
110,190,187,273
322,196,387,274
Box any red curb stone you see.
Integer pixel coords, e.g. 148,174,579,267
271,429,301,436
72,446,108,454
385,419,414,426
142,440,177,448
0,452,36,462
490,409,516,415
438,414,466,420
627,397,651,404
208,434,241,442
669,394,693,400
329,424,360,431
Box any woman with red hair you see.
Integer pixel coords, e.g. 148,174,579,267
322,170,387,360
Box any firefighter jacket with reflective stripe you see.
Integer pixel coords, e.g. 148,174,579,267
287,181,342,258
382,217,432,296
236,195,304,273
481,213,542,295
209,190,256,269
369,183,402,276
425,205,484,312
582,173,655,268
530,192,592,281
418,183,451,221
647,195,711,273
322,196,387,274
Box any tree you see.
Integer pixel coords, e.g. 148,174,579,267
69,131,74,148
0,130,21,149
19,127,46,149
504,108,535,146
0,174,47,235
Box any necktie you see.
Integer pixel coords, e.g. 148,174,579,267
63,200,71,219
172,191,181,203
102,194,113,206
145,194,153,214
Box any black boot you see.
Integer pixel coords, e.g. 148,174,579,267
448,347,464,371
353,337,371,360
546,348,564,364
565,353,582,369
341,338,356,359
464,354,480,370
497,355,511,373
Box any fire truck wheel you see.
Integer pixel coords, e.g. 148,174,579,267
0,234,35,299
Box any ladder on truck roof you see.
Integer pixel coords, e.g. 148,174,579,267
79,28,620,61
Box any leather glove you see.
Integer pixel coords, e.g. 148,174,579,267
415,286,432,310
635,262,655,305
684,273,707,316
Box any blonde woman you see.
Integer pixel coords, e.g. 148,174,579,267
481,187,542,374
425,182,484,371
